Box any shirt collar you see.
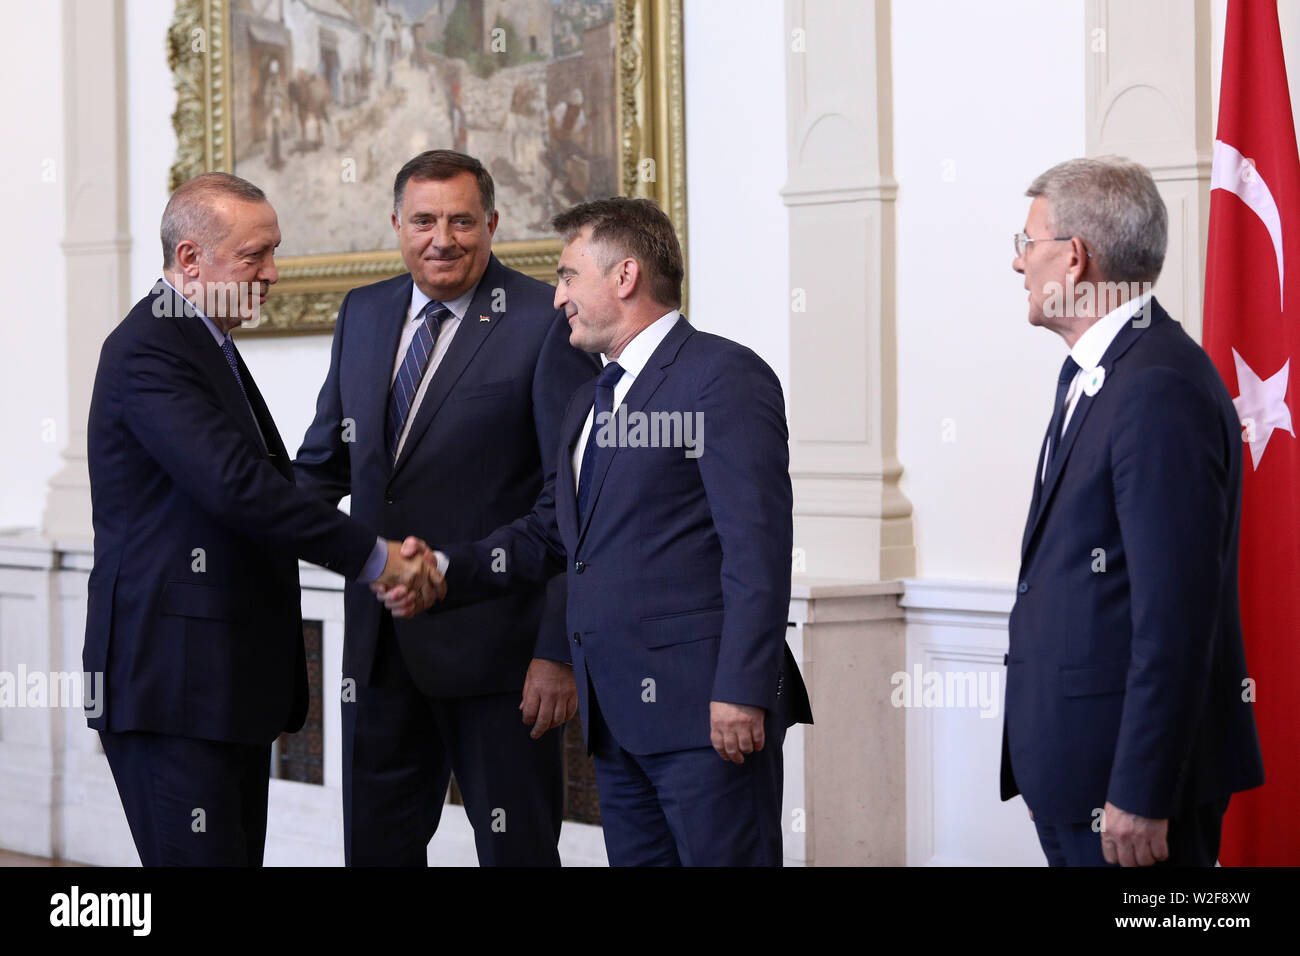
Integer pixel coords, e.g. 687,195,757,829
1069,289,1154,372
162,275,228,346
604,310,680,378
410,279,478,323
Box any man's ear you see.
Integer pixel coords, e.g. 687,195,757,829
486,209,500,238
391,210,401,234
1067,236,1090,281
174,240,202,279
615,258,641,301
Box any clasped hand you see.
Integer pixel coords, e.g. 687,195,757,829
371,536,445,618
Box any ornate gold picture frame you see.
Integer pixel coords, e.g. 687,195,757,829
168,0,686,335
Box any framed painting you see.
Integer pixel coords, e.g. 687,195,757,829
167,0,686,334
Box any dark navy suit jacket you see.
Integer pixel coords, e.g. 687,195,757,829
1001,298,1265,823
293,255,599,696
443,316,813,755
84,281,377,746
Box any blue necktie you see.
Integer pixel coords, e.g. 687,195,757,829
219,336,248,398
387,300,451,459
577,362,625,520
1042,355,1080,478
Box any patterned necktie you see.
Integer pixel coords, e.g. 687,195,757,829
219,336,248,398
577,362,626,520
1042,355,1080,478
387,300,452,459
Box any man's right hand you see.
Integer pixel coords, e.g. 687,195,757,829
372,536,445,617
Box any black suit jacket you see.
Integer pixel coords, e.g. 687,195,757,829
443,317,813,754
84,281,377,745
293,255,600,696
1001,298,1266,823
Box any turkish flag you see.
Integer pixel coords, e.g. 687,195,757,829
1203,0,1300,865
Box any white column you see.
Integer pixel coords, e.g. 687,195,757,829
42,0,132,541
1086,0,1213,341
783,0,914,581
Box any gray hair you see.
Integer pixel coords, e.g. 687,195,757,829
161,172,267,269
1026,156,1167,284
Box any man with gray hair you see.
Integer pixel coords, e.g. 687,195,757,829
1002,156,1264,866
84,172,442,866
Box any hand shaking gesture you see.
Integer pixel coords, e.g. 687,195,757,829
371,536,445,618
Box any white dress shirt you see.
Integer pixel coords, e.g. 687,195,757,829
571,310,681,489
1042,290,1154,482
389,281,478,460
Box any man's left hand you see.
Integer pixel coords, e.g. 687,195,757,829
710,701,766,764
520,658,577,739
1101,800,1169,866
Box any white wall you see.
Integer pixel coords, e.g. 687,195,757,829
0,2,65,531
893,0,1086,583
683,0,789,395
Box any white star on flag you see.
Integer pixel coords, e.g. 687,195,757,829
1232,348,1294,469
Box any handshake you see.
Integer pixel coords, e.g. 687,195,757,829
371,536,446,618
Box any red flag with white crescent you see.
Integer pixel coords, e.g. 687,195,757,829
1203,0,1300,865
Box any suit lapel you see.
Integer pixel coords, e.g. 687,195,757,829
555,391,592,548
1020,301,1165,562
162,282,269,457
233,347,291,479
392,257,508,477
368,276,414,474
576,317,694,547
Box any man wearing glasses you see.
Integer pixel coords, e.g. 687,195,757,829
1001,156,1264,866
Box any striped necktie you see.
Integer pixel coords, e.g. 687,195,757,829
387,300,452,459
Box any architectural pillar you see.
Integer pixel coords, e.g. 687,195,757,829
1086,0,1213,340
782,0,913,581
42,0,132,541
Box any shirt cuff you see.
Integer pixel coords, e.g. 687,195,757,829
433,550,449,575
357,537,389,583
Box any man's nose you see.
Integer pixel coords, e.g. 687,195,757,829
1012,254,1025,275
553,285,567,310
431,221,454,249
262,258,279,285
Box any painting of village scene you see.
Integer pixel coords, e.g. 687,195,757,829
229,0,618,256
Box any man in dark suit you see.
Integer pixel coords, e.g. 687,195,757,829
84,172,441,866
293,151,599,866
381,197,813,866
1003,156,1265,866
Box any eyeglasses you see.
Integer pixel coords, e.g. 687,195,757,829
1013,232,1075,257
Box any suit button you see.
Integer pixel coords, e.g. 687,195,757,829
385,496,394,505
572,632,582,645
1017,581,1029,594
574,560,585,574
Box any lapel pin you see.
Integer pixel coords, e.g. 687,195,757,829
479,314,491,322
1083,366,1106,397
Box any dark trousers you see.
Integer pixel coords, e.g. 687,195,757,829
587,683,786,867
342,621,564,866
1034,796,1232,866
99,729,270,866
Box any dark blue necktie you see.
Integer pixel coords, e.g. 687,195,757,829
576,362,625,519
387,300,452,459
1042,355,1080,478
219,336,248,398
